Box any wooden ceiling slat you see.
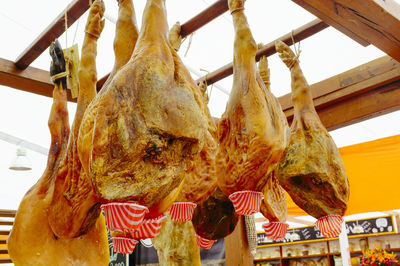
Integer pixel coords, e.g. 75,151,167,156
0,231,10,236
292,0,400,62
195,19,329,86
0,250,8,255
0,210,16,218
14,0,91,70
0,221,13,226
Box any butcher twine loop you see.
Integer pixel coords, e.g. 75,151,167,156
230,7,244,15
85,30,100,39
288,30,301,69
200,69,214,102
51,71,69,83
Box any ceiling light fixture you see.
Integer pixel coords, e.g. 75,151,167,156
9,147,32,171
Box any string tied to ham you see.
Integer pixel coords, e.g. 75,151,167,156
230,7,244,15
85,29,101,39
288,31,301,69
51,71,69,83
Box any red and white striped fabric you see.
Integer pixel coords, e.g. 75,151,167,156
101,202,149,231
262,222,289,240
129,214,167,239
196,234,216,249
170,202,197,222
111,237,138,254
228,190,264,215
315,214,344,238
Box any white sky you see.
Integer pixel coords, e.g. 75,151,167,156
0,0,399,228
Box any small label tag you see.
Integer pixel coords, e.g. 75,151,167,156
63,44,79,98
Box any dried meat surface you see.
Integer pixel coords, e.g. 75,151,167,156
275,40,349,218
215,0,288,196
8,3,109,262
257,55,288,223
78,0,212,213
152,213,201,266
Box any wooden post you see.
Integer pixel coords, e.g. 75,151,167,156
224,216,253,266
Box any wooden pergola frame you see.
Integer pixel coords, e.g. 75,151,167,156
1,0,400,264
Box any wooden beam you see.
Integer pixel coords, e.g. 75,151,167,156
0,259,12,264
0,221,13,226
96,0,230,91
15,0,91,69
0,239,6,245
0,210,16,218
0,231,9,236
280,55,400,130
0,58,74,101
196,19,329,86
224,216,253,266
0,250,8,255
292,0,400,61
180,0,228,38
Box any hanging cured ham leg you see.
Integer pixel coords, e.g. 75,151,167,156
216,0,288,216
8,38,109,265
78,0,211,229
101,0,139,91
152,212,201,266
258,56,289,240
275,40,349,238
168,23,219,223
48,0,106,238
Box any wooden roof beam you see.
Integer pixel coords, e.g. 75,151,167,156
180,0,228,38
280,55,400,131
196,19,329,86
292,0,400,61
0,58,74,101
15,0,91,70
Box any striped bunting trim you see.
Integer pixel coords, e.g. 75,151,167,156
101,202,149,231
170,202,197,222
129,214,167,239
196,234,216,249
111,237,138,254
262,222,289,240
315,215,343,238
228,190,264,215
